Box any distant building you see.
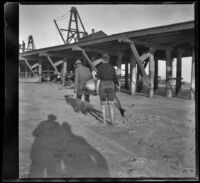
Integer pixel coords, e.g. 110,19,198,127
78,30,107,42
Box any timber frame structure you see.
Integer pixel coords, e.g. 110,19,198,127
19,21,195,100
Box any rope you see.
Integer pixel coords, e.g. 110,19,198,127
55,12,69,22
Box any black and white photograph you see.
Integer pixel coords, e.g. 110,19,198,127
10,2,198,180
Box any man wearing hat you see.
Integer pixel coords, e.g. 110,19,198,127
74,59,92,102
96,54,119,124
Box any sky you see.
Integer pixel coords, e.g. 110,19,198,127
19,3,194,82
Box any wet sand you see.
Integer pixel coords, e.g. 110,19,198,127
19,82,196,178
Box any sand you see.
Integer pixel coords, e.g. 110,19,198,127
19,82,196,178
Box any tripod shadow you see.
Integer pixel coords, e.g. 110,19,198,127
29,114,109,178
64,95,110,123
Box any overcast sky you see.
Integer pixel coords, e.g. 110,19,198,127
19,3,194,82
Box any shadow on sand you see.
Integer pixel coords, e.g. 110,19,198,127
29,114,109,178
64,95,110,124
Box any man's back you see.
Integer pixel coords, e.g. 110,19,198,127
74,65,92,90
75,65,92,81
97,63,119,85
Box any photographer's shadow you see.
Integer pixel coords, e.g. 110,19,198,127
29,114,109,178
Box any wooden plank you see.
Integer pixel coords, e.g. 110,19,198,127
190,48,195,100
175,49,182,96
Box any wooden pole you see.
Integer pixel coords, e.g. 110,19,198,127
38,59,42,82
117,54,122,92
166,50,173,98
175,49,182,96
62,60,67,86
190,48,195,100
125,62,129,89
130,55,137,95
149,47,155,97
154,58,158,92
136,65,142,92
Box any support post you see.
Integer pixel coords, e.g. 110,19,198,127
136,66,143,92
166,50,173,98
154,58,158,92
190,48,195,100
117,54,122,92
125,62,129,89
62,59,67,86
130,55,137,95
175,49,182,96
38,59,42,82
149,47,155,97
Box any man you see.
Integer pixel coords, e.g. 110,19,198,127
74,59,92,103
96,54,119,124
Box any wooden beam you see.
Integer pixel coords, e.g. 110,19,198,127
166,50,173,98
30,63,39,69
169,37,194,48
24,60,34,74
54,60,64,67
83,47,120,57
140,52,151,62
117,54,122,92
118,38,150,86
133,39,173,51
46,55,61,75
149,47,155,97
72,46,96,72
62,60,67,86
175,49,182,96
190,48,195,100
130,55,137,95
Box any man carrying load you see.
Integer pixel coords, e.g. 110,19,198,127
96,54,120,124
74,59,93,103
